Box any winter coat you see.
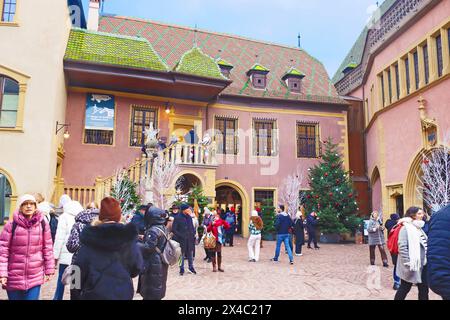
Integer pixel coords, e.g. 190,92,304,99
53,201,83,266
137,208,169,300
130,212,146,236
74,222,143,300
225,213,236,235
0,211,55,291
427,205,450,299
207,218,230,241
396,225,427,284
367,219,385,246
172,213,196,254
66,209,99,264
306,214,319,232
275,213,293,235
43,213,58,243
294,218,305,245
203,215,212,228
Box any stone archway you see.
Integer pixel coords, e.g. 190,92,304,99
176,173,203,194
370,167,382,214
215,180,250,238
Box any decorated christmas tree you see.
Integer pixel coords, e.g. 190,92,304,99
110,170,141,216
304,138,361,234
188,185,209,227
261,199,276,239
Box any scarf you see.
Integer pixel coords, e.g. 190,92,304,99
402,218,427,272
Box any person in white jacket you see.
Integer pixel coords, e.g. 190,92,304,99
52,200,84,300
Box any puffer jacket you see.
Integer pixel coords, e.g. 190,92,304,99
66,209,99,264
367,219,385,246
0,211,55,291
427,205,450,299
137,207,169,300
53,201,84,266
75,221,143,300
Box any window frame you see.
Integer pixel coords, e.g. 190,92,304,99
436,34,443,78
296,122,321,159
214,116,238,155
405,57,411,95
253,189,275,208
252,119,278,157
83,129,114,146
288,78,302,94
423,44,429,85
0,75,19,129
129,105,158,148
0,0,18,25
413,51,420,90
251,73,267,90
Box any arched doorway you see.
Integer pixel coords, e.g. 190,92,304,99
175,173,202,194
371,167,382,213
215,180,250,237
215,185,243,234
0,169,16,223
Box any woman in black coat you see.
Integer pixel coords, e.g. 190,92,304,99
137,207,169,300
74,197,144,300
293,212,305,256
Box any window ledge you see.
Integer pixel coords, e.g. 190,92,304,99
0,22,19,27
0,127,23,132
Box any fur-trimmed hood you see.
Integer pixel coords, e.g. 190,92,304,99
80,221,138,251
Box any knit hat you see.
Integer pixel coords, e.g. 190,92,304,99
58,194,71,208
390,213,400,221
251,210,259,217
179,203,190,212
37,202,52,215
17,194,37,209
63,201,84,217
99,197,122,222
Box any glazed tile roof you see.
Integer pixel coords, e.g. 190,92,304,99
283,67,305,78
174,47,227,80
332,0,397,84
98,15,346,105
217,58,234,68
64,28,168,72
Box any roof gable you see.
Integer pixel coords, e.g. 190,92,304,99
174,47,227,80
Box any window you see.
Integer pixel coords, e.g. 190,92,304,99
215,117,238,155
288,78,302,93
297,123,320,158
253,119,277,156
423,45,429,85
405,57,411,94
220,67,231,78
254,190,274,208
395,64,400,100
387,70,392,103
84,130,114,145
1,0,16,22
0,76,19,128
413,51,419,90
380,74,385,107
252,73,267,89
436,35,443,77
130,106,158,147
448,28,450,55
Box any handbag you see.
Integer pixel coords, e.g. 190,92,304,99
203,231,216,249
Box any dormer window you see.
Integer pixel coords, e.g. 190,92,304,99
282,68,305,94
217,59,234,78
342,62,357,75
247,64,269,89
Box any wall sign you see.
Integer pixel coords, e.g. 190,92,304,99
85,94,115,130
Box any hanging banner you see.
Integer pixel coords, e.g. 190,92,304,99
85,93,115,130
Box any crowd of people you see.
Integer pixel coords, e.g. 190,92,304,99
0,192,449,300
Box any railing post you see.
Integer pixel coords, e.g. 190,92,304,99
95,176,103,205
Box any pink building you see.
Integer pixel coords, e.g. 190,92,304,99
60,1,351,236
334,0,450,219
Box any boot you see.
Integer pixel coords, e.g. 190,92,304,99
218,256,224,272
212,256,217,272
369,246,376,265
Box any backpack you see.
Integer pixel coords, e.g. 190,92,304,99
154,227,182,267
387,224,403,255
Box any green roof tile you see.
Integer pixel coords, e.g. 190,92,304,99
283,67,305,78
216,58,233,68
249,64,270,72
174,47,227,80
64,28,168,71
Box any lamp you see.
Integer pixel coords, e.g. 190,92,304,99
165,102,171,114
56,121,71,139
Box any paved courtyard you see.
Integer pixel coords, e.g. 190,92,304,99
0,236,441,300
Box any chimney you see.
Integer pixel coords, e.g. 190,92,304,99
87,0,101,31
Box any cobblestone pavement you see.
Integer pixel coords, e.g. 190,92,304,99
0,237,441,300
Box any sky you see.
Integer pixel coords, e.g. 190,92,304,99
81,0,381,79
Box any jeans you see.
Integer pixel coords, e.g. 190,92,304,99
247,234,261,261
391,254,400,286
287,234,293,252
274,234,293,262
179,249,194,271
394,266,429,300
7,285,41,300
53,264,68,300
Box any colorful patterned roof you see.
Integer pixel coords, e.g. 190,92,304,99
283,67,305,79
333,0,397,83
98,15,345,104
216,58,234,68
64,28,168,72
174,47,227,80
249,64,270,72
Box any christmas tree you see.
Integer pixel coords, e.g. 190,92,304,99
110,170,141,216
305,138,361,234
188,185,209,227
261,199,276,239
